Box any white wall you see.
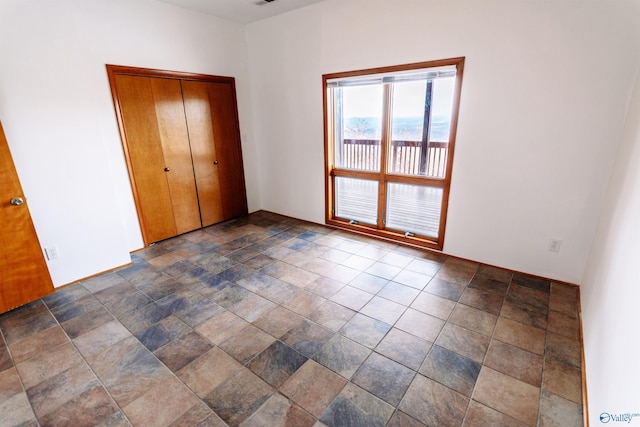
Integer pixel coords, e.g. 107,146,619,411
0,0,258,286
246,0,640,284
581,69,640,424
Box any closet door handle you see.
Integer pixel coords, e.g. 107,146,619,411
10,197,24,206
213,160,218,165
164,167,170,172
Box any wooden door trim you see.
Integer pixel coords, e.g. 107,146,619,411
107,64,236,84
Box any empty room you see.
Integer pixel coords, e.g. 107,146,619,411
1,0,639,426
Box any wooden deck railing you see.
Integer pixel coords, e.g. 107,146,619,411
339,139,448,177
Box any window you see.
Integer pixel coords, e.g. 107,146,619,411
323,58,464,250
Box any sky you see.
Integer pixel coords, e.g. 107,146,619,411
342,77,455,119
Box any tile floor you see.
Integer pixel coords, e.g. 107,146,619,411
0,211,584,426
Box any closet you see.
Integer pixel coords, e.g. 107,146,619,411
107,65,247,245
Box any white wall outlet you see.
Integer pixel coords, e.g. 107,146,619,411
547,238,563,253
45,246,60,260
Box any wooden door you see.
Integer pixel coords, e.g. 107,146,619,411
114,74,177,243
0,122,54,313
182,80,225,227
204,82,248,219
150,78,201,234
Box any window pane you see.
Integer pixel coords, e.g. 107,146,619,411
386,183,442,238
335,177,378,225
430,77,455,142
334,85,383,172
388,77,454,178
391,80,426,142
389,80,426,176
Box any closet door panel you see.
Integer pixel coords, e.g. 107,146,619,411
181,80,224,227
206,82,248,219
150,78,201,234
114,75,176,243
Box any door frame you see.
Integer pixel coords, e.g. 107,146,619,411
106,65,247,246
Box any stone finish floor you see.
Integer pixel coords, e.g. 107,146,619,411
0,211,584,426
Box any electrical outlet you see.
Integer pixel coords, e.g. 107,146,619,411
547,239,563,253
45,246,60,260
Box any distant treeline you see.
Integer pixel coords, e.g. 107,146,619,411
344,116,450,142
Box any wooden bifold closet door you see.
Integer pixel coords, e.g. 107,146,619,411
107,66,247,245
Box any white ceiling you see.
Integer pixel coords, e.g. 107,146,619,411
156,0,326,24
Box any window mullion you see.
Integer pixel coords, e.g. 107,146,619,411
325,88,335,222
377,83,392,229
419,80,433,175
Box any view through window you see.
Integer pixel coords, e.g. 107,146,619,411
324,58,464,250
